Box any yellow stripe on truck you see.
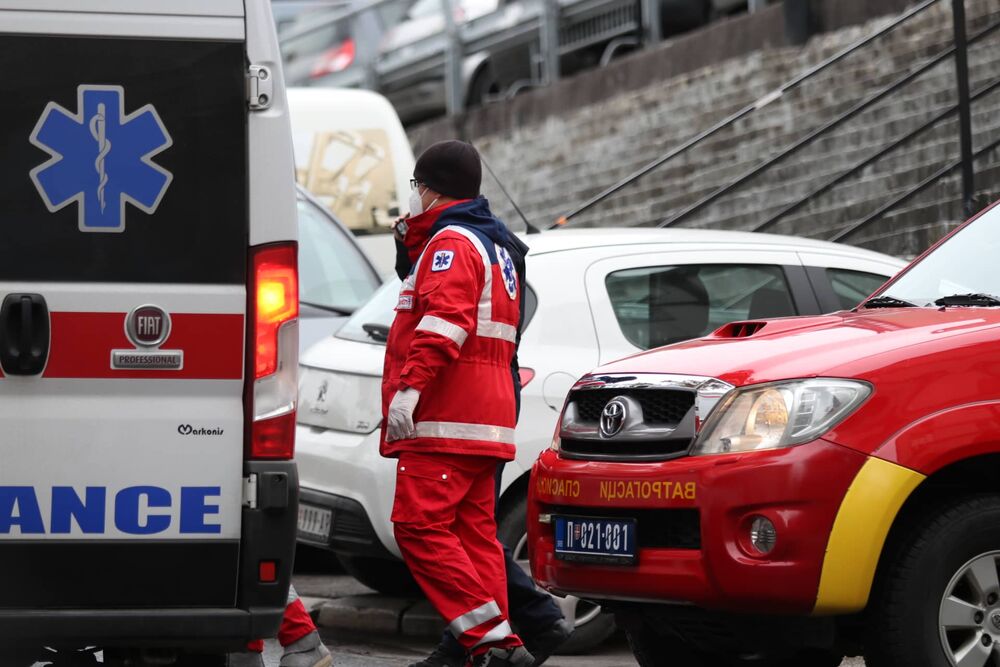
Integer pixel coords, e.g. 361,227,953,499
812,456,925,615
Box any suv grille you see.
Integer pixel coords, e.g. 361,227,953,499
560,437,690,459
573,389,694,425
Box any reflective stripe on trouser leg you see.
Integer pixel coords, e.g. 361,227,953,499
449,600,502,637
473,620,515,648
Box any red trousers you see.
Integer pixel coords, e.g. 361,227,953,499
392,452,522,655
246,596,316,652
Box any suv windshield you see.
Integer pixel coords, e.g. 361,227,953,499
874,206,1000,307
298,196,380,313
337,277,401,344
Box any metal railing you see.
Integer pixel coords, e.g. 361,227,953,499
553,0,997,244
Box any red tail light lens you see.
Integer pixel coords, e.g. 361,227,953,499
518,367,535,387
310,38,356,78
253,245,298,379
248,243,299,460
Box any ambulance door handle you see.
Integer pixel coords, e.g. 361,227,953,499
0,293,50,376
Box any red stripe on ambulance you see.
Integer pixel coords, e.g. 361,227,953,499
44,312,244,379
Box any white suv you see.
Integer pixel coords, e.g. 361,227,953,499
295,227,904,650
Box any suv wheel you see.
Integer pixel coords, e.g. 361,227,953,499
338,554,422,596
867,494,1000,667
498,494,617,654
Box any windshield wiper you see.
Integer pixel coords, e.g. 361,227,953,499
862,295,918,309
934,293,1000,307
301,301,353,316
362,323,390,343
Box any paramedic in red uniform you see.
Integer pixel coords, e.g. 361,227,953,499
382,140,533,667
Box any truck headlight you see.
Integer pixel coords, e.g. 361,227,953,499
690,379,871,456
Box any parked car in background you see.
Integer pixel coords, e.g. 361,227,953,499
280,0,410,88
293,227,904,652
375,0,752,124
296,186,382,350
272,0,352,33
287,87,415,234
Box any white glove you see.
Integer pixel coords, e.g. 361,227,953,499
386,387,421,442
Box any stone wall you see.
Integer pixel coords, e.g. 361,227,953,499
409,0,1000,257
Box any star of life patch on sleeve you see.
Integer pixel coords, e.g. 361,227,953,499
497,246,518,300
431,250,455,272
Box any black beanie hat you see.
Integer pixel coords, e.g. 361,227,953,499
413,140,482,200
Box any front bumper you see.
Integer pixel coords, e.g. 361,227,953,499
295,423,400,559
529,439,866,615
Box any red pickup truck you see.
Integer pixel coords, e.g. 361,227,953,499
528,201,1000,666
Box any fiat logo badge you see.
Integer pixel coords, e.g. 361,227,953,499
600,398,627,438
126,304,171,348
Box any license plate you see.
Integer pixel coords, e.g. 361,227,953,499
554,516,637,565
297,504,333,541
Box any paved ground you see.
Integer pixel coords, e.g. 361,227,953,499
282,571,867,667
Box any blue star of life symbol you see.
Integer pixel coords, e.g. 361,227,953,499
498,247,518,300
29,85,173,233
435,254,449,269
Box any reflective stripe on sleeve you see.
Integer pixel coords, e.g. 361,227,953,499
437,226,517,344
473,620,514,647
449,601,502,637
415,421,516,444
416,315,469,347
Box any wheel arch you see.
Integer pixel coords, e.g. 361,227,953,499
871,453,1000,596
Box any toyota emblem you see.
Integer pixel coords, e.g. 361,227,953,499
600,398,627,438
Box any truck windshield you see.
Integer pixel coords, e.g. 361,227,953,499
872,205,1000,307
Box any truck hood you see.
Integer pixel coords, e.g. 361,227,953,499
595,308,1000,387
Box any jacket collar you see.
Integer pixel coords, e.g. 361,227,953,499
401,199,470,264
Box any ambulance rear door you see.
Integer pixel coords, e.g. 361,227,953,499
0,0,294,638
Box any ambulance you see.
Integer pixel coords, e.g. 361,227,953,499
0,2,300,664
529,200,1000,666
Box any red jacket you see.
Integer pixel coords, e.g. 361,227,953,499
380,198,521,460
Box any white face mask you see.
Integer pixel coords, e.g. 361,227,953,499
409,184,438,217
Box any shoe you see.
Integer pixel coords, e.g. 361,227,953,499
280,630,334,667
523,619,573,666
471,646,534,667
227,652,265,667
407,642,465,667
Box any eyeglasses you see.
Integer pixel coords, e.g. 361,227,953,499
409,178,421,189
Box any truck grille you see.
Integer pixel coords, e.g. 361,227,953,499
560,436,690,459
573,389,694,426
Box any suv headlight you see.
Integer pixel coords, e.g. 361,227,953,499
690,379,871,456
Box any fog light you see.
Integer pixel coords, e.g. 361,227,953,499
749,516,777,555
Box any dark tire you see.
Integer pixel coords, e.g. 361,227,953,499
865,494,1000,667
338,554,422,596
466,64,501,108
497,493,617,654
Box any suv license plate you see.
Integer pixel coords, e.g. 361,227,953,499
298,504,333,541
554,516,637,565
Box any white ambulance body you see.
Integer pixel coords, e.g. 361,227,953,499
0,1,300,660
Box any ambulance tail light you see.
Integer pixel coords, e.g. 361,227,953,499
247,243,299,460
518,368,536,387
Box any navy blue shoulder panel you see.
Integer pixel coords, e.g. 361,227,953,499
446,224,498,265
